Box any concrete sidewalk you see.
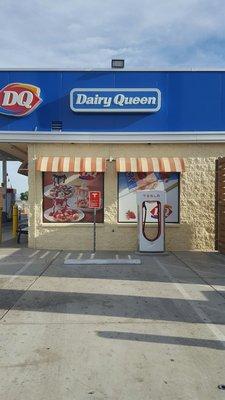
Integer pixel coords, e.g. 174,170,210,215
0,248,225,399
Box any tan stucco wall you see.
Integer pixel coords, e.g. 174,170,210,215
28,142,225,251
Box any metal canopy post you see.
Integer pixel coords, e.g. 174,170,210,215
2,160,7,221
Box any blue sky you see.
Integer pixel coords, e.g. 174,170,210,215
0,162,28,196
0,0,224,68
1,0,225,193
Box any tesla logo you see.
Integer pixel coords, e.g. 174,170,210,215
0,83,42,117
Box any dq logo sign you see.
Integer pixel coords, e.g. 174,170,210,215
0,83,42,117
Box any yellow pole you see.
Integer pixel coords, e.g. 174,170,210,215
0,207,2,244
12,205,19,237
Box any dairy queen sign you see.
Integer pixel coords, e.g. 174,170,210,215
70,88,161,112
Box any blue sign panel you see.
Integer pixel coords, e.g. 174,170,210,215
70,88,161,113
0,70,225,132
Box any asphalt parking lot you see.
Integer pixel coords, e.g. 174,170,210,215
0,248,225,400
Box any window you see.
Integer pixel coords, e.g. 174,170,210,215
43,172,104,223
118,172,180,223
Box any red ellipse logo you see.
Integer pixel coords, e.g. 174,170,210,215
0,83,42,117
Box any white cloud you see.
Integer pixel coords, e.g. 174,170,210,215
0,0,224,67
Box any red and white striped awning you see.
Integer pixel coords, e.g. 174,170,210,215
116,157,185,172
36,157,107,172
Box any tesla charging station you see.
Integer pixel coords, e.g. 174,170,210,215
137,190,166,253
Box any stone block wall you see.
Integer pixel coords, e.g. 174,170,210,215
28,142,224,251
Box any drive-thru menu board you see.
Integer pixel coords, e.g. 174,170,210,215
118,172,179,223
43,172,104,223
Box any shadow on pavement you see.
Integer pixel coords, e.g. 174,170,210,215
97,331,225,350
0,248,225,287
0,288,225,325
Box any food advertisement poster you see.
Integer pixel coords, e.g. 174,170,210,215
118,172,179,223
43,172,104,223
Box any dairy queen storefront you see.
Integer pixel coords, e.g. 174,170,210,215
0,67,224,251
